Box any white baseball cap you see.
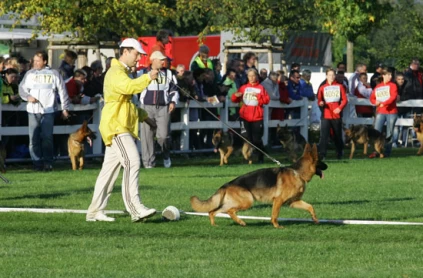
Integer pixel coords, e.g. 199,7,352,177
120,38,146,55
150,51,167,61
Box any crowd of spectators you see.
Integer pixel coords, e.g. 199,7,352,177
1,33,423,167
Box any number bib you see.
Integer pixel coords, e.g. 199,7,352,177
323,85,341,103
375,85,390,102
243,87,261,106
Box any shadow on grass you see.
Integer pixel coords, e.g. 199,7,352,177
0,186,95,200
0,184,157,201
314,197,415,206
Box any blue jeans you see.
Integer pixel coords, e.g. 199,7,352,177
392,112,412,144
28,113,55,167
374,113,398,156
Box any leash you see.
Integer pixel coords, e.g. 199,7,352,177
0,173,10,184
159,72,284,167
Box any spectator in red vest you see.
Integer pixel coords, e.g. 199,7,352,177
148,30,171,68
317,68,348,160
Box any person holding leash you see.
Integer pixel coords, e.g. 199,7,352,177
231,68,270,163
86,38,159,223
139,51,179,169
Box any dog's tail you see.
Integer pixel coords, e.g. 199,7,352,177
190,188,226,212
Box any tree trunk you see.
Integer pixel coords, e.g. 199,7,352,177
77,49,88,68
346,40,354,73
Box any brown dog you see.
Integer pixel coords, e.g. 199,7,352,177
414,114,423,155
68,120,96,170
190,143,327,228
212,130,234,166
0,144,6,173
241,142,253,164
344,125,385,159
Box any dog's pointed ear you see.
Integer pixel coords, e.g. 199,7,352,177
82,120,88,130
277,123,280,128
312,143,318,160
303,143,311,155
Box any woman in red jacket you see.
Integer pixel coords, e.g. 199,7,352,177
317,68,348,160
369,67,398,158
232,68,270,163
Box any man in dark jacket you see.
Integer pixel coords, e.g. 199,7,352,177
404,58,423,113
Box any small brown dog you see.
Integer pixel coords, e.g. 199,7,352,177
241,143,253,164
344,125,385,159
414,114,423,155
68,120,96,170
190,143,327,228
212,130,234,166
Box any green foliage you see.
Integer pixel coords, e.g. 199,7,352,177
175,0,317,42
314,0,393,42
1,152,423,277
364,0,423,70
0,0,175,40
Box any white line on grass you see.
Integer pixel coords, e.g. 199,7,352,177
1,207,423,226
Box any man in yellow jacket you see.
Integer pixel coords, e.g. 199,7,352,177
87,38,159,222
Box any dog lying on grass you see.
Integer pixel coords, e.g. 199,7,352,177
190,143,327,228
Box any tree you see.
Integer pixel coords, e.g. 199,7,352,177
314,0,393,72
175,0,316,42
0,1,175,41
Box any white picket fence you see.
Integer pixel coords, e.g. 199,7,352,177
170,97,309,151
1,96,422,160
343,97,423,127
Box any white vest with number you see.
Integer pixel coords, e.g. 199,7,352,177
243,87,261,106
323,85,341,103
375,85,390,102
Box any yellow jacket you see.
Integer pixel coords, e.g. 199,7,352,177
100,59,150,146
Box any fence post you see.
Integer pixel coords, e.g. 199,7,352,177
180,103,189,151
263,104,269,145
300,98,309,142
92,102,102,155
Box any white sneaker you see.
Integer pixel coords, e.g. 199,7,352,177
164,158,171,168
145,165,154,169
132,205,156,222
86,212,115,222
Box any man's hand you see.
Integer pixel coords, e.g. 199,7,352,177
333,108,341,114
149,69,159,80
27,96,38,103
234,92,242,98
62,109,70,120
143,117,157,131
168,102,175,113
319,101,325,107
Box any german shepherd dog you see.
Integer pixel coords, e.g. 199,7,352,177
276,124,307,162
68,120,97,170
190,143,327,228
0,143,6,173
413,114,423,155
343,125,385,159
212,130,234,166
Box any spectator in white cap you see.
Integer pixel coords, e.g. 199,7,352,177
139,51,179,169
86,38,159,223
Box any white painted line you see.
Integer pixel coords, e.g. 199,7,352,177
0,207,126,214
183,212,423,226
1,207,422,225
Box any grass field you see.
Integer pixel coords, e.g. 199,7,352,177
1,148,423,278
